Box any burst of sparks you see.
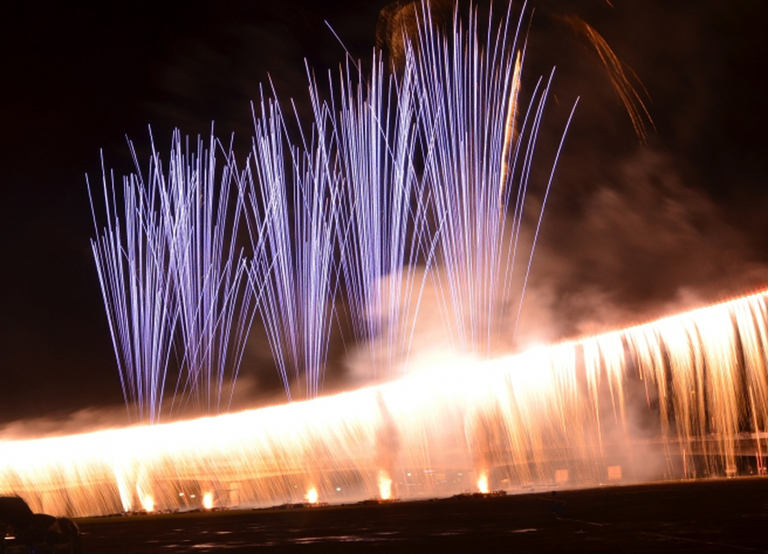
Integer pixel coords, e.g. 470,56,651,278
2,290,768,516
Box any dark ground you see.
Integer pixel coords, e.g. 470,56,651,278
76,477,768,553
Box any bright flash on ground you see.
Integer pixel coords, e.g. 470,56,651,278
140,496,154,512
477,472,490,494
378,471,393,500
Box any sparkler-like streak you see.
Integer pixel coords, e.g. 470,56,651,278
89,133,258,422
331,47,432,379
2,290,768,516
245,92,339,400
416,3,527,355
241,2,554,395
414,2,573,356
89,2,567,410
89,145,178,424
160,132,257,416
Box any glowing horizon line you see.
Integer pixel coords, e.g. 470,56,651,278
2,286,768,517
1,285,764,439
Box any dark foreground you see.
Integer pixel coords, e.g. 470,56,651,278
76,478,768,553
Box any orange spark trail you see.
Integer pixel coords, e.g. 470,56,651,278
2,289,768,517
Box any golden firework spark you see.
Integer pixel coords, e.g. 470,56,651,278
2,289,768,517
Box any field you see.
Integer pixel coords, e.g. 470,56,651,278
76,477,768,553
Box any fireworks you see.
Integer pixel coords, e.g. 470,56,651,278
88,132,257,422
88,1,571,414
7,2,763,519
2,289,768,516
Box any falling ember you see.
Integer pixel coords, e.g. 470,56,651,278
202,492,214,510
562,15,653,141
305,488,319,505
499,49,523,216
378,471,393,500
477,471,490,494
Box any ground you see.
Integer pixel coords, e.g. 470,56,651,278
76,477,768,553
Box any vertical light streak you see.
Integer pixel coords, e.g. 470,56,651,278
331,46,434,379
413,3,572,356
476,471,489,494
378,471,393,500
246,91,339,400
90,132,259,423
89,148,178,424
498,49,522,215
159,132,257,417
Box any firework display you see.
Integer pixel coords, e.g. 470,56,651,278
3,3,766,519
89,134,256,422
87,3,569,414
1,289,768,517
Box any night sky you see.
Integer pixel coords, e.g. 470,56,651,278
1,1,766,429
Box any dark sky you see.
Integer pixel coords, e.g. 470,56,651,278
1,1,766,427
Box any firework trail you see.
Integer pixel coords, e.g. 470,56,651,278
90,132,259,422
89,144,178,424
329,46,435,379
245,90,340,400
413,2,577,355
157,132,258,417
562,14,653,142
88,0,581,417
2,289,768,516
236,1,569,397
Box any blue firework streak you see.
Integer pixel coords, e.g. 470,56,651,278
90,132,259,422
245,89,340,400
90,2,576,418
